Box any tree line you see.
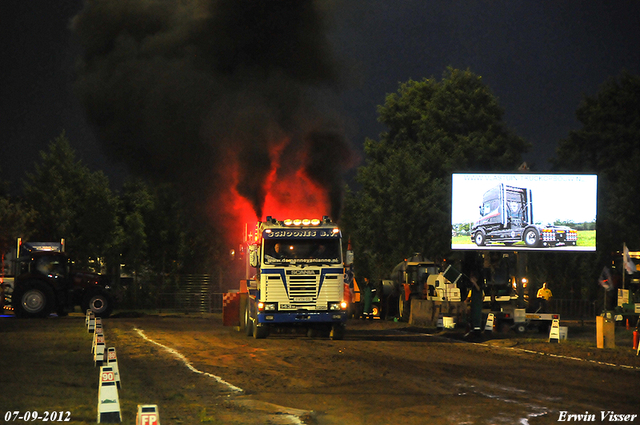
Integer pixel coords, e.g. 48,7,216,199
0,133,226,307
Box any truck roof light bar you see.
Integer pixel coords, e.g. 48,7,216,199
279,218,324,226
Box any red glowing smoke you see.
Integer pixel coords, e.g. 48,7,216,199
218,136,333,244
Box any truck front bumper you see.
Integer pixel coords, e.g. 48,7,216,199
257,311,347,325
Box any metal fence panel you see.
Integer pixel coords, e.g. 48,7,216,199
548,299,598,319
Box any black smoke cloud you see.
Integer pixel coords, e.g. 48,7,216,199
71,0,353,222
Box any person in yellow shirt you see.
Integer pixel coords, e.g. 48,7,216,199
536,282,552,312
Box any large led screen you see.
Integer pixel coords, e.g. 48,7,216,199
451,173,597,251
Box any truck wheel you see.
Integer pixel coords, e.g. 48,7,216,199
82,293,113,318
524,228,540,248
330,323,345,340
515,323,527,334
253,324,268,339
239,294,247,333
13,281,55,318
244,302,254,337
474,232,486,246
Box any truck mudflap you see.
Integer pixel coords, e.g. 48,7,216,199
257,311,347,324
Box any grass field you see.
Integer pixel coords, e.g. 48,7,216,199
453,230,596,247
0,314,243,425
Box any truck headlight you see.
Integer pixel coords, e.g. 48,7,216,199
330,302,345,311
264,303,277,311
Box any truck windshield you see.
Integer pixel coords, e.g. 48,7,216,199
263,239,341,265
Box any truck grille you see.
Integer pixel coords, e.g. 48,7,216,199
288,275,318,299
263,272,343,310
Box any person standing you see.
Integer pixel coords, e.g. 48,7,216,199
362,277,373,319
536,282,552,312
466,271,484,332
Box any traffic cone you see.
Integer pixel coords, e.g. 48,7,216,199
92,328,104,353
548,318,560,343
106,347,121,389
626,318,630,330
136,405,160,425
97,366,121,423
484,313,495,332
94,333,106,367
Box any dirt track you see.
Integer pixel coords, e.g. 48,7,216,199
106,314,640,425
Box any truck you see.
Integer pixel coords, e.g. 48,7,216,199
471,183,578,248
241,216,348,339
391,254,462,321
6,239,115,318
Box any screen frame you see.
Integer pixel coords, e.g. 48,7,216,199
451,173,598,252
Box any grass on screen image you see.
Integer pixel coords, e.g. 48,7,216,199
452,230,596,248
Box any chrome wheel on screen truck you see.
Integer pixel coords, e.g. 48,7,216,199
524,228,540,248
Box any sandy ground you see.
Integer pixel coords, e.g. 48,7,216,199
104,313,640,425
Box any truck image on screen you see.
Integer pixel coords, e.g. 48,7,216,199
471,184,577,248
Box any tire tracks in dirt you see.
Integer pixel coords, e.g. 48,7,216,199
133,326,315,425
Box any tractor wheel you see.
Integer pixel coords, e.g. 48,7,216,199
13,281,55,318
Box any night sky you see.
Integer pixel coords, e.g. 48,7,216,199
2,1,640,195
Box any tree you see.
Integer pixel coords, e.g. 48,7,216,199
553,71,640,255
22,132,120,270
0,195,36,261
144,184,189,282
342,68,529,280
1,169,36,259
542,71,640,306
